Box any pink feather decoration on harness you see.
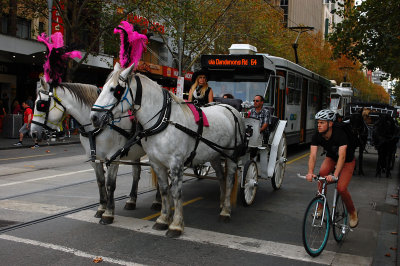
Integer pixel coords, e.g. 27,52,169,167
37,32,82,85
114,21,148,69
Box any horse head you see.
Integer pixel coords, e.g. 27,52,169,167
31,77,66,140
90,62,136,128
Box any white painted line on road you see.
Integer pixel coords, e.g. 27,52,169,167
0,200,70,214
67,210,372,265
0,234,144,266
0,169,93,187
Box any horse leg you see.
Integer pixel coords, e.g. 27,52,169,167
92,162,107,218
166,163,185,238
152,164,172,231
124,160,141,210
150,186,162,211
100,164,119,225
210,159,226,210
385,148,392,178
218,159,236,223
376,147,382,178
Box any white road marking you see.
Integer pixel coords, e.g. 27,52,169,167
0,235,144,266
67,210,372,265
0,169,93,187
0,200,70,214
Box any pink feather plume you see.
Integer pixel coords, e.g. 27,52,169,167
114,21,148,69
37,32,82,84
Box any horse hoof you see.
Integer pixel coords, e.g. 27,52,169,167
153,222,168,231
124,202,136,210
219,215,231,223
166,229,182,238
94,210,104,218
99,216,114,225
150,202,162,211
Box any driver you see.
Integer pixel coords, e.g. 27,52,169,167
306,109,358,228
249,95,270,144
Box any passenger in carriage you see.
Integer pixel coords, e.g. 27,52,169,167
249,95,271,144
188,70,214,106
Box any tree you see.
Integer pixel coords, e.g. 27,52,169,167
18,0,143,81
329,0,400,78
137,0,238,72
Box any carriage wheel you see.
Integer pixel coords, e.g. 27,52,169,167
193,164,211,178
240,160,258,206
271,133,287,190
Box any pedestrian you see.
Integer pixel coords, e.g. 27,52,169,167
306,109,358,228
1,92,9,113
26,95,34,109
13,101,39,148
12,100,22,114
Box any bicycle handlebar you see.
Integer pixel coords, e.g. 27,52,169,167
297,173,338,182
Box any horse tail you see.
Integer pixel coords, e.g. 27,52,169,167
230,169,239,207
150,167,158,188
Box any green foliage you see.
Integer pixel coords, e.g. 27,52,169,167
329,0,400,78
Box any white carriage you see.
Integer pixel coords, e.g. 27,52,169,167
239,116,287,206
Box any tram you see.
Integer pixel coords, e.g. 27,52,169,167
201,44,331,145
329,81,353,119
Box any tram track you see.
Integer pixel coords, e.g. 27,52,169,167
0,176,198,235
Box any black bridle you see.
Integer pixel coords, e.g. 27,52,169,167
91,75,142,122
32,84,67,132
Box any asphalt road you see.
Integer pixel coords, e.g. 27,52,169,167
0,143,398,265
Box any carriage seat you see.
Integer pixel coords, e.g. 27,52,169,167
213,97,243,112
269,115,279,133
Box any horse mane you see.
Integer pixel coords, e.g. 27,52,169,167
58,83,99,107
134,73,190,115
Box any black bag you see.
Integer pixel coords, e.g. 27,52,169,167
333,121,357,152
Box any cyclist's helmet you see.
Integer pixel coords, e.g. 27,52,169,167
315,109,336,121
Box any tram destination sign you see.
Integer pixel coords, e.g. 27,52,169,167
201,55,264,69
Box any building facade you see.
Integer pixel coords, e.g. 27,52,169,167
271,0,352,38
0,3,192,114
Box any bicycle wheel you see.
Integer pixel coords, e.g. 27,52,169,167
302,196,330,257
333,194,348,242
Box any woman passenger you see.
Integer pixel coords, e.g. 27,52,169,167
188,70,214,106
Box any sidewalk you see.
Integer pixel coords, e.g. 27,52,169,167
0,132,81,150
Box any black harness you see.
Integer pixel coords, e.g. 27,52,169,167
104,74,246,167
33,83,135,161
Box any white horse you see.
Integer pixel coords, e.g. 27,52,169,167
90,63,246,238
31,77,160,224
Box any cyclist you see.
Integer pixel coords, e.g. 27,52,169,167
306,109,358,228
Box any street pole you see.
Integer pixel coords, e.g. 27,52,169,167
288,26,314,64
47,0,53,40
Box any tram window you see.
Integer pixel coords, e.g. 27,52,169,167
208,80,271,104
288,73,295,88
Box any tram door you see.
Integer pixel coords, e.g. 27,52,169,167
274,71,286,119
300,78,308,143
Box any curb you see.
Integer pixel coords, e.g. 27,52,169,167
0,140,81,150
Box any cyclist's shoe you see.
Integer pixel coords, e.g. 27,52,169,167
13,142,22,146
31,144,40,149
350,210,359,228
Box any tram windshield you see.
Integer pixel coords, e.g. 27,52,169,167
208,78,273,105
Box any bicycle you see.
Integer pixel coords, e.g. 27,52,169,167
297,174,352,257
